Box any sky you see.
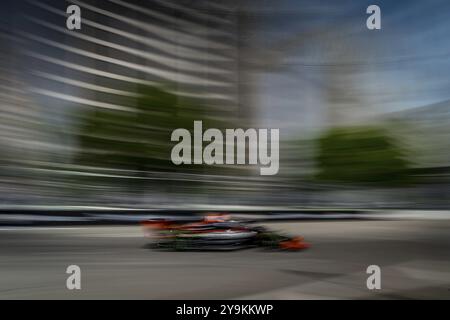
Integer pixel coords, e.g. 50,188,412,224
254,0,450,136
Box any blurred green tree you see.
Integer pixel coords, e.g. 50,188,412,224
315,126,412,186
74,85,227,192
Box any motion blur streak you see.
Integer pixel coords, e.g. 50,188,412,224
1,221,449,299
0,0,449,299
0,0,449,207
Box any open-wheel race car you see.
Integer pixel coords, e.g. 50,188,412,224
141,213,310,251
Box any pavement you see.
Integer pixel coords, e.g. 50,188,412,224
0,220,449,299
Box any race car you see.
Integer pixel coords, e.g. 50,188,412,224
141,213,310,251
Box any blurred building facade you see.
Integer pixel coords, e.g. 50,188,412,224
25,0,242,116
0,0,265,206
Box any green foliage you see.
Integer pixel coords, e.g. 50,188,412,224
75,85,224,174
315,126,412,186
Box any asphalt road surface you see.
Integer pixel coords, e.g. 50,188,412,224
1,220,449,299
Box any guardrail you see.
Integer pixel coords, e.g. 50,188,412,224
0,207,448,225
